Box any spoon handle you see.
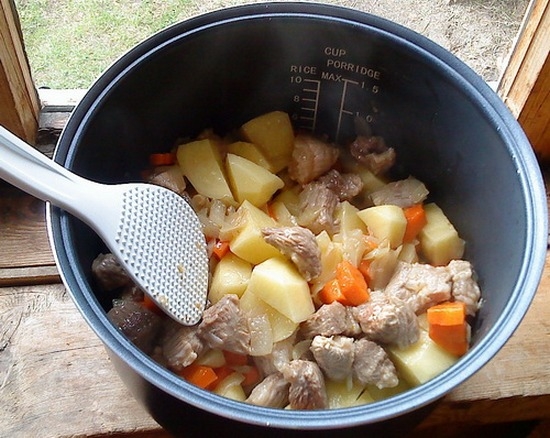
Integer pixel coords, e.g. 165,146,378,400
0,125,99,214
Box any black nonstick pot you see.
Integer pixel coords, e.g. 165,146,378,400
47,3,547,436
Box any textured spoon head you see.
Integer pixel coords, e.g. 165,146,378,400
112,184,208,326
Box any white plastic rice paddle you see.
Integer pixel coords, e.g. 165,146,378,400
0,125,209,326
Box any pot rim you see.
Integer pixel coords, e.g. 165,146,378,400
46,2,548,430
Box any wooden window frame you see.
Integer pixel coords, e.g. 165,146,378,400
0,0,39,143
498,0,550,160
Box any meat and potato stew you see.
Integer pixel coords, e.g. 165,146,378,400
95,111,482,410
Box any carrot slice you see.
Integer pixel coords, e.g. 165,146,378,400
242,365,261,386
223,350,248,366
358,259,372,286
149,152,177,166
266,202,276,219
403,204,427,243
180,364,218,389
211,365,234,388
427,301,467,326
427,301,469,356
212,240,230,260
429,323,469,356
318,261,370,306
336,260,370,306
318,278,348,305
141,294,164,315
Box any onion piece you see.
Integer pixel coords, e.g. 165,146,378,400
365,242,401,290
248,314,273,356
370,176,429,208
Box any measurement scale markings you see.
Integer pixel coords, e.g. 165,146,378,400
299,79,321,131
336,78,360,141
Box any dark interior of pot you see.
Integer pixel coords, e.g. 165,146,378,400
48,3,547,435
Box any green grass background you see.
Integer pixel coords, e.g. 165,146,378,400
15,0,194,89
15,0,527,89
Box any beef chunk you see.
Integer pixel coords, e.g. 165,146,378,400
107,299,162,354
343,306,363,337
352,290,419,348
246,373,290,408
92,253,132,291
385,262,452,314
448,260,482,316
310,335,355,381
288,133,339,185
297,181,339,235
282,360,328,410
162,324,205,371
120,284,145,302
262,226,322,281
352,338,398,389
300,302,348,339
349,135,396,175
301,302,362,340
198,294,250,354
317,169,364,202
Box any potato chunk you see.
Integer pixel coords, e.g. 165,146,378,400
214,372,247,401
272,186,301,216
336,201,367,236
227,141,275,172
387,329,458,386
177,138,234,204
229,201,281,264
419,203,465,265
240,288,298,344
366,379,410,401
240,111,295,173
357,205,407,248
246,257,315,323
208,253,252,304
325,379,369,408
268,201,298,227
225,153,284,207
